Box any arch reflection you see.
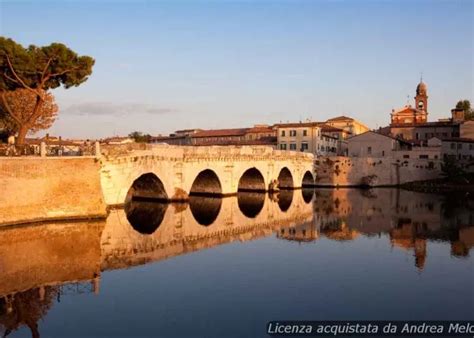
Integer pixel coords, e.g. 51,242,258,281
237,192,266,218
302,188,314,204
124,200,168,234
189,196,222,226
278,190,294,212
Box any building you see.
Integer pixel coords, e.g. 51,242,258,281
325,116,370,136
390,80,428,125
388,80,464,143
274,122,344,156
151,125,276,147
347,131,411,158
441,138,474,162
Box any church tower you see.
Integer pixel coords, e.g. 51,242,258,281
415,80,428,114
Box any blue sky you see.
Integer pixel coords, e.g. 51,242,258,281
0,0,472,138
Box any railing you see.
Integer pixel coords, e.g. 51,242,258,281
0,141,101,157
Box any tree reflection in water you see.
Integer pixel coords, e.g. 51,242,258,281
189,196,222,226
0,286,59,338
124,198,169,234
237,192,265,218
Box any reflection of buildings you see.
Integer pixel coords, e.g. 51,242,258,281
390,222,428,270
279,188,474,269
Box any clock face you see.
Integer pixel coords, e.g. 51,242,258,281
418,101,424,108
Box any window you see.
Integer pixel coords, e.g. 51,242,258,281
451,143,455,150
403,154,410,159
419,155,429,159
280,144,287,150
290,130,297,137
367,146,372,155
289,143,297,150
470,144,473,150
281,130,286,137
382,150,385,157
457,143,462,149
303,130,307,137
301,142,308,151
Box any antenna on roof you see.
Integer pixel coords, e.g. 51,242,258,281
406,95,410,106
420,72,423,82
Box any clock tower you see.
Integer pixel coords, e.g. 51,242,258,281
415,80,428,114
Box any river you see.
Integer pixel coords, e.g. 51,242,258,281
0,188,472,337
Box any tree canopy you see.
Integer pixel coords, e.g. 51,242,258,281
0,37,94,143
128,131,152,143
455,99,473,120
1,89,58,134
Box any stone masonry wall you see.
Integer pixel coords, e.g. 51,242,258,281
315,156,442,186
0,157,107,226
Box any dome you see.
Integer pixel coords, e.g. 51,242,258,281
416,81,427,96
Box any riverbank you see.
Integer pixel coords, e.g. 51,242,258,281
401,177,474,194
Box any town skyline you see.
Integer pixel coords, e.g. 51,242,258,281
1,0,472,139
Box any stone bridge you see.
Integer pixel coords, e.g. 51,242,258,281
99,144,315,206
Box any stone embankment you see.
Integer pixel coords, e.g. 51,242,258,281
0,157,107,226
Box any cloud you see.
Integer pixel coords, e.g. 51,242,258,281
62,102,177,116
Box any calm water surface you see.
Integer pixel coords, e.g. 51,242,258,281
0,188,473,338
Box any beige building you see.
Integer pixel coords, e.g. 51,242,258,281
347,131,410,158
460,121,474,139
325,116,370,136
274,122,341,156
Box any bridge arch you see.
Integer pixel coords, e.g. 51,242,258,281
125,172,168,203
190,169,222,196
238,168,266,192
302,171,314,187
277,167,294,189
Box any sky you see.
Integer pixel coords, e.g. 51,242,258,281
0,0,473,139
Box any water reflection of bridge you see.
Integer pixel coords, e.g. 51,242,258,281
101,190,314,271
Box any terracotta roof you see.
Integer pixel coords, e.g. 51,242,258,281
326,116,355,122
247,126,275,133
192,128,248,138
273,122,325,128
391,105,425,115
195,136,277,146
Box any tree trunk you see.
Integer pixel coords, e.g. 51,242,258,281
16,124,29,145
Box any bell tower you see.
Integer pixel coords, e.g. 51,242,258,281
415,79,428,113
